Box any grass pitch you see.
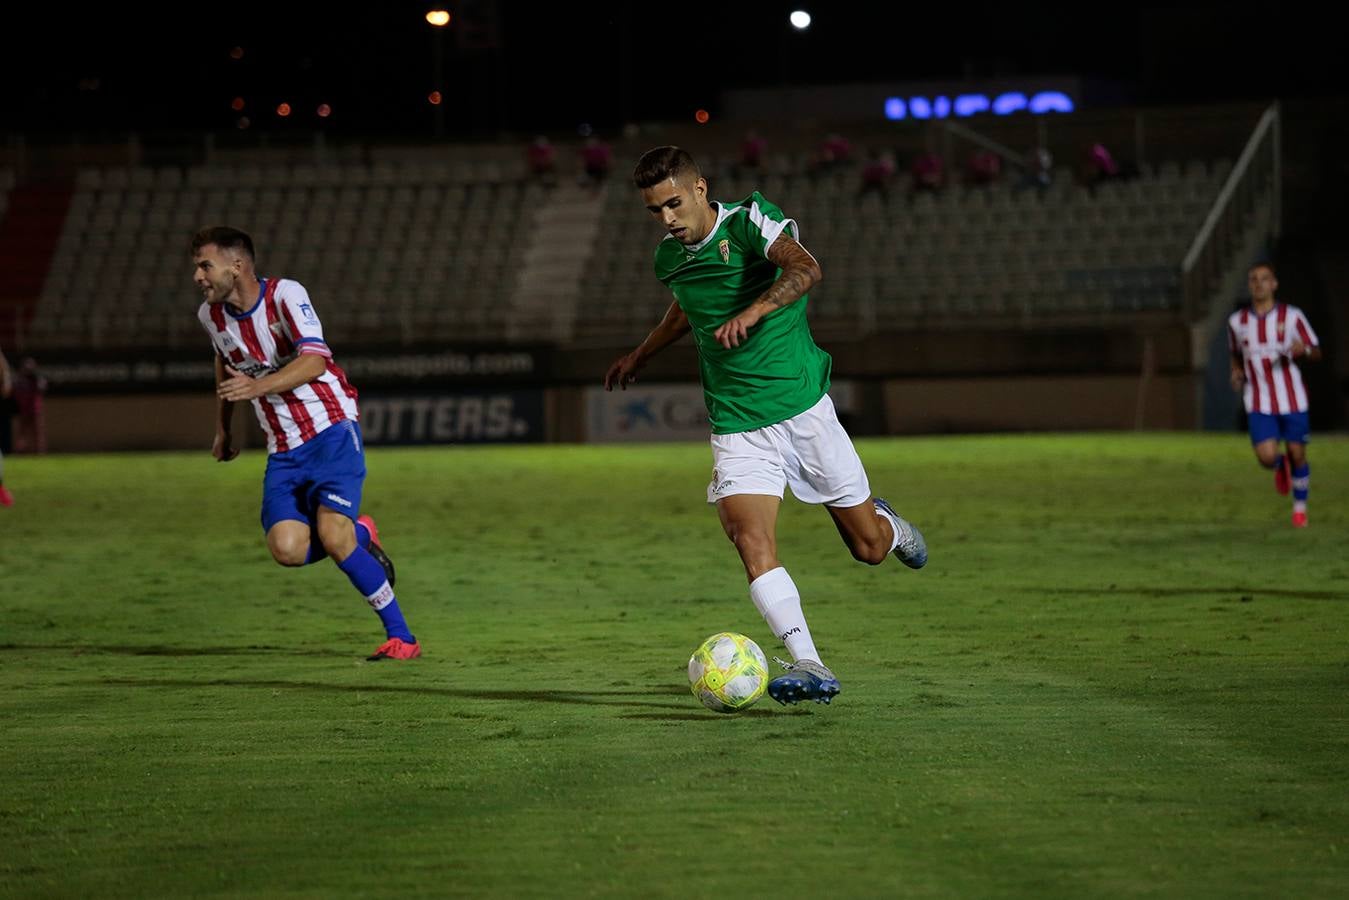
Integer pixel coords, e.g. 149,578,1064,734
2,433,1347,898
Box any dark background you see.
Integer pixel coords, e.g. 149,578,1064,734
6,2,1342,137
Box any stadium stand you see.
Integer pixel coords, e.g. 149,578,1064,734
11,110,1275,354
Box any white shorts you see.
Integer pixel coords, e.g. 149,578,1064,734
707,394,872,508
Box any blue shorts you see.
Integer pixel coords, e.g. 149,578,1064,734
1248,411,1310,446
261,420,366,533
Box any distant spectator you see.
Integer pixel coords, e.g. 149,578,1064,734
811,132,852,176
966,149,1003,186
739,130,767,171
910,150,944,193
1084,141,1121,190
1017,146,1054,193
858,149,897,199
580,135,614,189
526,135,557,184
13,356,47,455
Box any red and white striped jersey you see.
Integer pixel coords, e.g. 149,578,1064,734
198,277,359,454
1227,302,1319,415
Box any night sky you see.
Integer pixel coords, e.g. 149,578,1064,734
6,2,1341,139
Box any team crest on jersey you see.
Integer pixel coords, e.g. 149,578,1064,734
718,239,730,263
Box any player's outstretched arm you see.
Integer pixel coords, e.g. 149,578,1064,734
213,354,239,462
714,235,822,349
1229,351,1246,393
604,299,691,391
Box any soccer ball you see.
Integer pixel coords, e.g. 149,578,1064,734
687,632,770,713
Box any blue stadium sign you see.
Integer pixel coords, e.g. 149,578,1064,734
884,91,1074,121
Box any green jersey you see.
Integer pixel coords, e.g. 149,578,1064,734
653,192,831,434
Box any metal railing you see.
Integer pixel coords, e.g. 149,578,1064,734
1181,102,1281,320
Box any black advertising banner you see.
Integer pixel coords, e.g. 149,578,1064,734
359,391,545,445
31,346,552,394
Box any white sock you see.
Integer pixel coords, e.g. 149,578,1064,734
749,566,820,664
873,503,901,552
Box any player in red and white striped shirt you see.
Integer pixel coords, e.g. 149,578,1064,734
193,226,420,658
1227,262,1322,527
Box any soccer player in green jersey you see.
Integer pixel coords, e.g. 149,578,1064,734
604,146,927,705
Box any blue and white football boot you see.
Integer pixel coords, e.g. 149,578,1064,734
768,657,841,705
873,497,927,569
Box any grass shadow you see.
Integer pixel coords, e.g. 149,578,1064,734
95,677,692,710
618,709,783,721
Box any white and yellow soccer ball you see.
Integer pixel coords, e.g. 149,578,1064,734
687,632,770,713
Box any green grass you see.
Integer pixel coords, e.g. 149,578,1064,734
2,433,1347,898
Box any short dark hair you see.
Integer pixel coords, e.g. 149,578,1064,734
192,225,255,260
633,146,700,190
1249,261,1276,277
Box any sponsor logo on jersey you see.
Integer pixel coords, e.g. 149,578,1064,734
233,360,272,378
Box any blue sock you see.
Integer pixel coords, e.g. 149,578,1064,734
1292,463,1310,503
354,520,372,549
336,546,414,642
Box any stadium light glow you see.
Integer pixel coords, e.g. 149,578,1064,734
789,10,811,29
425,9,450,26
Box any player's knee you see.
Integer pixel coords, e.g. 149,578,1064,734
269,539,308,567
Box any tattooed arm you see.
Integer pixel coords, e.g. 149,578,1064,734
713,234,822,349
